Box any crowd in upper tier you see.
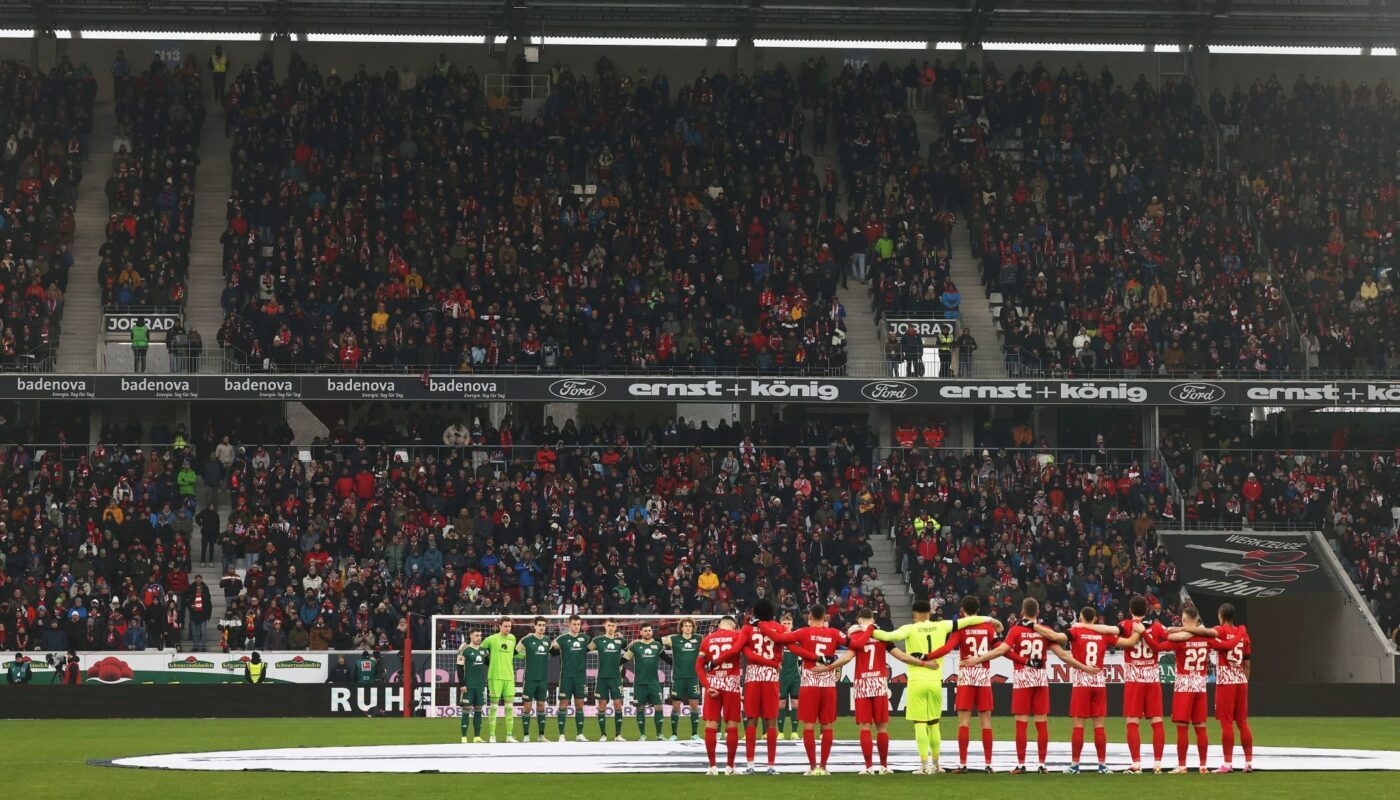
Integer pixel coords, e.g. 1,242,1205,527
0,58,94,370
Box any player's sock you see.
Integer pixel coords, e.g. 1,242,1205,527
690,710,701,738
1239,722,1254,765
1094,727,1107,765
777,708,788,734
636,708,646,736
958,725,970,765
558,707,567,736
704,727,718,767
860,729,874,769
1221,723,1235,765
1071,726,1084,765
670,709,679,738
766,726,778,765
745,724,757,764
1194,726,1209,768
598,708,608,738
725,727,740,769
1126,721,1141,764
981,727,993,766
1151,721,1166,764
461,713,470,739
804,728,818,769
1035,721,1048,766
575,708,585,736
503,705,515,738
487,707,498,740
1176,725,1189,767
614,710,623,737
820,727,834,769
653,708,663,737
1014,720,1028,765
878,731,891,768
523,711,531,738
473,709,483,737
914,723,930,763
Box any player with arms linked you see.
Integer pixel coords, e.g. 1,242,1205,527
1034,606,1142,773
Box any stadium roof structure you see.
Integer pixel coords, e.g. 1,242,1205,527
6,0,1400,48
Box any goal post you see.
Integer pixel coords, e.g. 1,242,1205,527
428,614,725,716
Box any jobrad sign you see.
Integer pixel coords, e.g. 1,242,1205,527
1,375,1400,406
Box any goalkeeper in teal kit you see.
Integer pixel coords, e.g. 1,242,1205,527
480,617,518,743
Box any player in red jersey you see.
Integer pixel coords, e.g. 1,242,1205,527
1162,605,1245,774
922,595,1004,773
1119,595,1173,773
819,607,927,774
1035,607,1142,774
770,604,846,775
695,615,748,775
962,598,1098,774
1208,603,1253,773
741,599,784,775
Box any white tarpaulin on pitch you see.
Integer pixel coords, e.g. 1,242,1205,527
107,740,1400,773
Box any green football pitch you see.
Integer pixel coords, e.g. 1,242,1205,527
2,716,1397,799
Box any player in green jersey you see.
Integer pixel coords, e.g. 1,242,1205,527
664,617,702,741
552,614,591,741
455,629,488,742
589,619,627,740
872,600,999,773
777,611,802,740
625,623,666,740
479,617,518,743
516,617,552,741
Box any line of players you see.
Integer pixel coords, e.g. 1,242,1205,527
456,593,1253,776
455,615,807,744
695,593,1252,776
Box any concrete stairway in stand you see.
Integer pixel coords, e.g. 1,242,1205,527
186,104,232,370
56,103,117,372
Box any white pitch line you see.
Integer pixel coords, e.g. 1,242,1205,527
106,740,1400,773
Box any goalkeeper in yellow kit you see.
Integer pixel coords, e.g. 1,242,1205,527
872,600,1000,773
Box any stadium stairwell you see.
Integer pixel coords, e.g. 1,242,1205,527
57,103,119,371
910,107,1007,379
807,113,885,376
186,100,232,372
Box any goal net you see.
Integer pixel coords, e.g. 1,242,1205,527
428,614,725,716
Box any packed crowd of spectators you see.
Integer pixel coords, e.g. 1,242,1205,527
214,54,848,375
1223,75,1400,374
98,55,205,309
881,432,1183,629
0,57,94,370
0,412,905,653
1160,416,1399,637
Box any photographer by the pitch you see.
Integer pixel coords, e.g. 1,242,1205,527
6,652,33,684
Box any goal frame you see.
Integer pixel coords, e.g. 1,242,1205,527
428,614,725,715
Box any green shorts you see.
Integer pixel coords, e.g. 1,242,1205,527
596,678,622,702
671,678,701,702
558,676,588,700
521,679,549,702
779,677,800,700
487,678,516,703
905,682,943,722
460,687,485,707
633,685,662,706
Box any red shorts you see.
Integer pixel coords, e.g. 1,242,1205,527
797,686,837,725
854,695,890,724
955,684,994,713
702,689,741,724
1172,691,1207,725
1011,685,1049,716
1122,681,1164,719
1215,684,1248,722
1069,686,1107,719
744,681,779,720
